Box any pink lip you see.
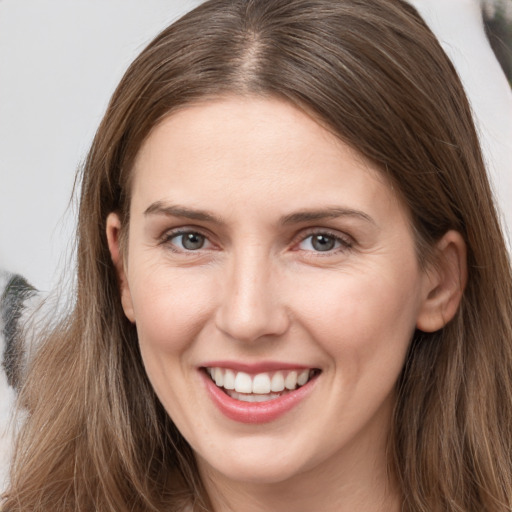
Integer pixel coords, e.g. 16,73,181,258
200,360,311,374
201,369,319,424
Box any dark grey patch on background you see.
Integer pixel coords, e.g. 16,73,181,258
1,275,36,390
483,1,512,85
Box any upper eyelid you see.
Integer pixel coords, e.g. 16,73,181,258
160,227,216,249
161,226,213,240
294,227,354,245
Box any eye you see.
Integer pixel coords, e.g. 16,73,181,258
164,231,212,251
298,233,351,253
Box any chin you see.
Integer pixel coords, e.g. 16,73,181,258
208,458,306,486
196,435,321,486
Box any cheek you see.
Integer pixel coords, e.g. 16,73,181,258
292,263,422,370
128,265,217,354
126,267,217,422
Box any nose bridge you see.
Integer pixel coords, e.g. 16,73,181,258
215,243,289,342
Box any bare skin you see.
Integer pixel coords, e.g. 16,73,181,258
107,96,466,512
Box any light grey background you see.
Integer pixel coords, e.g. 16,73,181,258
0,0,201,292
1,0,511,292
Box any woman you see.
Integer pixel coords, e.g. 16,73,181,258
3,0,512,510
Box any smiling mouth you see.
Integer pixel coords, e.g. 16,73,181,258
204,367,321,403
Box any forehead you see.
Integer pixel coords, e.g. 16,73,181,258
130,95,405,225
134,96,354,172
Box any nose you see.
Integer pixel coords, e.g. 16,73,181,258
214,250,290,343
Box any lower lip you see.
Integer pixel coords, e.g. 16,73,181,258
201,371,318,424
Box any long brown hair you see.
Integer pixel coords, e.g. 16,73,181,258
4,0,512,510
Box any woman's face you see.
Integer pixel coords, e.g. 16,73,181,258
108,96,436,488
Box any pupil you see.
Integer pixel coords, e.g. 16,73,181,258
182,233,204,250
312,234,334,251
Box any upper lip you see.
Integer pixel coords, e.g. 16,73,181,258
200,360,317,374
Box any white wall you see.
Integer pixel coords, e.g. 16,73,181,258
411,0,512,249
0,0,201,291
1,0,511,292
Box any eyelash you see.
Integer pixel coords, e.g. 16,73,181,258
159,228,354,255
295,229,353,255
160,229,214,253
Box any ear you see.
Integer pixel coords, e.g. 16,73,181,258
416,230,467,332
106,212,135,323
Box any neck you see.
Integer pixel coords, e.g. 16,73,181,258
203,468,400,512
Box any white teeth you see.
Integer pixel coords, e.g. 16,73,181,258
238,393,257,403
234,371,253,394
297,369,309,386
252,373,271,394
223,369,235,390
253,394,271,402
285,371,298,390
207,367,316,397
227,390,282,402
270,371,285,392
214,367,224,387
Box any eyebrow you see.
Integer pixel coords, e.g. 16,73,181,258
144,201,225,224
144,201,375,226
281,208,376,226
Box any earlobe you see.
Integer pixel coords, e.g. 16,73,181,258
106,212,135,323
416,230,467,333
